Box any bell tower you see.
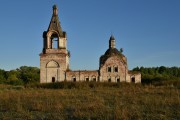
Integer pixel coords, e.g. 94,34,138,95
40,5,70,83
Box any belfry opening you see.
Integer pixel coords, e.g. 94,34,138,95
51,33,59,49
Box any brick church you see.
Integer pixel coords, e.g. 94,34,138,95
40,5,141,83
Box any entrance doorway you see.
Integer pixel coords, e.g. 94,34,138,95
108,78,111,82
131,77,135,83
52,77,55,83
73,78,76,82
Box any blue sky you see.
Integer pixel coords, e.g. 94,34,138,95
0,0,180,71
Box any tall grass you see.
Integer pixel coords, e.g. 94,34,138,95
0,83,179,119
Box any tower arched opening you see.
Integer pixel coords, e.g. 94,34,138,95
50,33,59,49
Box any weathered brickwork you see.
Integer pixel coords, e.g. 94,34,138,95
40,5,141,83
99,56,127,82
40,53,68,83
66,71,99,82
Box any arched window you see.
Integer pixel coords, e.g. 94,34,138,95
114,66,118,72
92,76,96,82
85,77,89,82
72,76,76,82
107,66,111,72
116,76,120,82
108,76,111,82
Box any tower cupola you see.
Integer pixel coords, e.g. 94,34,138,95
109,35,116,49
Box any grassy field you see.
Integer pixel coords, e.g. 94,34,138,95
0,83,179,120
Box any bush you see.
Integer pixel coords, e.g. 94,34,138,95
5,79,24,86
26,81,132,89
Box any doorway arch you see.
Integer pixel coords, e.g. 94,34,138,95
116,76,120,83
131,76,135,83
46,60,60,83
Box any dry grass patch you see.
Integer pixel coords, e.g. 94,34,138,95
0,83,179,119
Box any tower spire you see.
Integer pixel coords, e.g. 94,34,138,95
47,4,64,37
53,4,58,15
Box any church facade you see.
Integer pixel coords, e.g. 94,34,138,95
40,5,141,83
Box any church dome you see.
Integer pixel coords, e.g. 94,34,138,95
100,48,127,66
104,48,120,56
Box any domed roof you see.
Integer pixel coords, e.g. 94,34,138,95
104,48,120,56
100,48,127,66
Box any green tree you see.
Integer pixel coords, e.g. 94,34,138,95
5,70,23,85
158,66,167,74
6,70,19,81
120,48,123,53
133,66,180,84
0,69,6,84
17,66,40,84
133,66,140,71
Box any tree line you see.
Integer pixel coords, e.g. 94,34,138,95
0,66,180,85
0,66,39,85
132,66,180,84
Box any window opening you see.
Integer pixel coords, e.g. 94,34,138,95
117,78,120,82
114,67,118,72
51,33,59,49
86,77,89,82
108,67,111,72
52,37,58,49
92,76,96,82
108,78,111,82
